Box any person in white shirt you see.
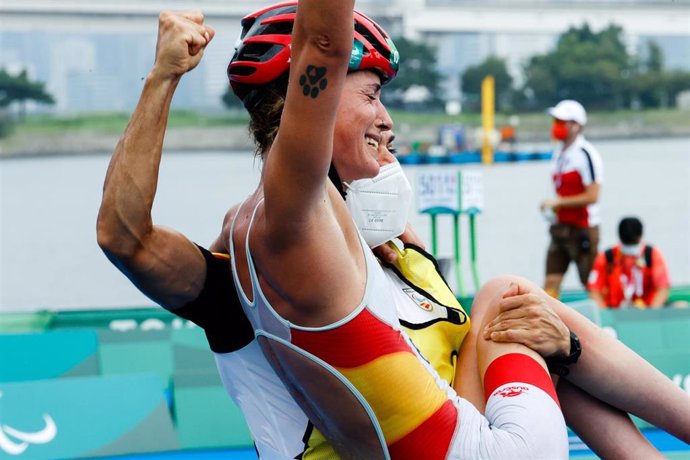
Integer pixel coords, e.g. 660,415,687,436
541,99,604,299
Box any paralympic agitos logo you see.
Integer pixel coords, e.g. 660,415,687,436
0,392,58,455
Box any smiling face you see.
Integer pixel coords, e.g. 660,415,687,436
332,71,393,183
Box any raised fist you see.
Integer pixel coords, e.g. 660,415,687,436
153,11,215,80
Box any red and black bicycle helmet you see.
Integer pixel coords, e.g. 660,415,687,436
228,0,399,108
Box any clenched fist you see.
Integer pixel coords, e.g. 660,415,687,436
152,11,215,80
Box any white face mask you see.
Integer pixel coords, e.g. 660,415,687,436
344,162,412,248
620,244,641,256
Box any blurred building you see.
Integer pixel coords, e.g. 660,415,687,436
1,0,689,114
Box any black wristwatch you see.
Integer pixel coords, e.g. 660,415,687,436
545,331,582,377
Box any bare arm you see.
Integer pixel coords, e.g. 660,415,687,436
262,0,354,244
96,11,215,309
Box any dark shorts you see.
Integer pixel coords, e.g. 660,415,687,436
545,224,599,285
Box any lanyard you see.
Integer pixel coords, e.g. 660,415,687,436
620,256,645,303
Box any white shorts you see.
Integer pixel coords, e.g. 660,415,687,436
446,353,569,460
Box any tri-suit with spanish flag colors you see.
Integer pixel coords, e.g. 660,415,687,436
293,242,471,459
174,238,567,459
174,240,470,459
222,200,568,459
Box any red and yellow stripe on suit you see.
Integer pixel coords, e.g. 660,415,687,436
291,307,458,460
298,244,470,459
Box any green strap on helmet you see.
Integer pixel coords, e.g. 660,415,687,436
349,40,365,71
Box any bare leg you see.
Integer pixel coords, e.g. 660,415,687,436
558,378,663,459
455,275,680,457
474,285,549,377
552,295,690,443
493,275,690,443
453,277,503,413
471,279,570,458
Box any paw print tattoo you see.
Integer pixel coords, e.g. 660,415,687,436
299,65,328,98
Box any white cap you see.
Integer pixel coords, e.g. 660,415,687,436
547,100,587,125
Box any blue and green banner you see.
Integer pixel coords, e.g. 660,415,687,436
173,369,252,449
0,330,99,382
0,374,178,459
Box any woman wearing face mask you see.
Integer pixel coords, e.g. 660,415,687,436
540,99,604,300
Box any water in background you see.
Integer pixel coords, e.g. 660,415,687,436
1,137,689,311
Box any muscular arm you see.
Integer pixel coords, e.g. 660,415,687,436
263,0,354,243
96,12,215,309
246,0,367,323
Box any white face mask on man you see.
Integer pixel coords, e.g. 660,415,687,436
620,244,641,256
344,162,412,248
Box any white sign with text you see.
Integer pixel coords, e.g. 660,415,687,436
417,170,483,213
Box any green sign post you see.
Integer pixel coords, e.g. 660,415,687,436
417,169,484,296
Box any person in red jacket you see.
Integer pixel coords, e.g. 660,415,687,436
587,217,670,308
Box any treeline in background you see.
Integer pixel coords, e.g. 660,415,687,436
222,22,690,114
2,22,690,139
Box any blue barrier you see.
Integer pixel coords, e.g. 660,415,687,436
0,330,99,382
398,150,552,165
0,374,178,459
